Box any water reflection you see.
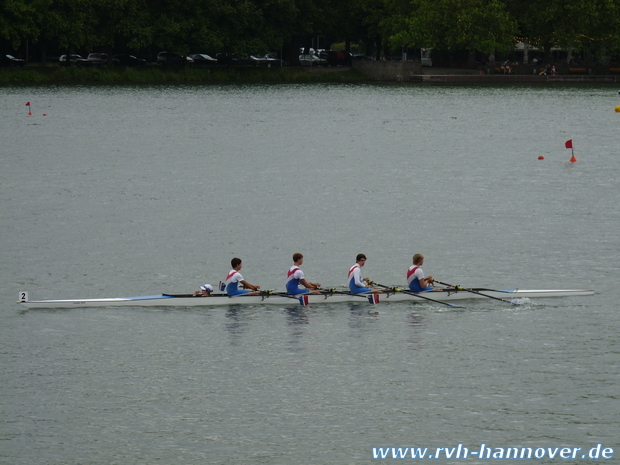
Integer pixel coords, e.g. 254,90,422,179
407,312,424,327
346,303,379,333
225,307,251,346
284,307,309,326
284,307,309,348
406,312,425,348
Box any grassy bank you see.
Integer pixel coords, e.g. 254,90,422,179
0,65,368,85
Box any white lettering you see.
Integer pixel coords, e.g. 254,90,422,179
371,443,612,460
456,443,469,458
410,447,427,458
371,448,389,459
590,443,602,459
444,446,456,459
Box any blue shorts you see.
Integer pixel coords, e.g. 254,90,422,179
349,285,371,294
228,289,250,296
287,288,309,295
408,286,434,293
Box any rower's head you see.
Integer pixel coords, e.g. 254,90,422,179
200,284,213,296
413,253,424,265
293,253,303,264
356,253,367,265
231,257,242,269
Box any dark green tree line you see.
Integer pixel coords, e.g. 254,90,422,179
2,0,620,64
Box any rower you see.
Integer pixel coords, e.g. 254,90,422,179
348,254,382,294
407,253,434,292
224,258,260,296
193,284,214,296
286,253,321,295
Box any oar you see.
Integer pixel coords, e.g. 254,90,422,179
318,287,380,305
433,280,520,305
372,283,464,308
259,289,378,306
258,290,300,299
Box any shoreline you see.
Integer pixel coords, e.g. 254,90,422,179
412,73,620,84
2,65,620,85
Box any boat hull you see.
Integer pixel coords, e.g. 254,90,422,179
17,289,594,309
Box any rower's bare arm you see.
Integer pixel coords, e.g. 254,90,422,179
300,278,320,289
241,280,260,290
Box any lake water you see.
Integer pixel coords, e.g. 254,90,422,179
1,83,619,464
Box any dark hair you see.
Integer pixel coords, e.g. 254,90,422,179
231,257,242,268
413,253,424,265
292,253,303,262
356,253,367,261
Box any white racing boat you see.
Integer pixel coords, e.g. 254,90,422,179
17,288,594,309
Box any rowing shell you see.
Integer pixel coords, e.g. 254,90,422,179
17,289,594,309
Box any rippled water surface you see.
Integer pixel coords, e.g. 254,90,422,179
2,84,619,464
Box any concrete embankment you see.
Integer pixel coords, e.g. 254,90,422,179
352,61,620,83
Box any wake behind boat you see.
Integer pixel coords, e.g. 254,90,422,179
17,288,594,309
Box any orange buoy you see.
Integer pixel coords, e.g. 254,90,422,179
615,106,620,112
570,154,577,163
538,156,545,160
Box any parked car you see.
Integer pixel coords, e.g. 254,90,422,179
215,53,239,66
248,55,269,66
230,55,259,67
248,55,283,67
112,54,146,67
59,54,83,66
0,54,26,67
157,51,193,66
352,54,373,61
263,54,283,67
319,50,352,66
76,53,111,67
188,54,219,66
299,54,327,66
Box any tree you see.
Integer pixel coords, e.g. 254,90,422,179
503,0,620,64
386,0,517,67
0,0,50,50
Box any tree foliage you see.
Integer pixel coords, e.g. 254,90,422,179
2,0,620,64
